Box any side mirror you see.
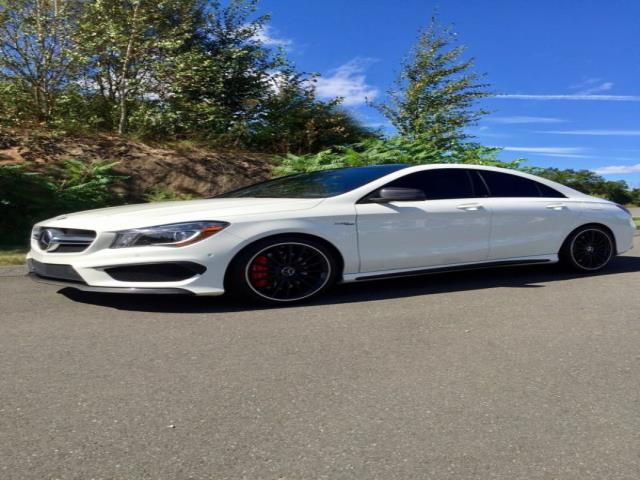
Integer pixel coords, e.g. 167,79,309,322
368,187,426,203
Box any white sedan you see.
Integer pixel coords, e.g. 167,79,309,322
28,164,636,304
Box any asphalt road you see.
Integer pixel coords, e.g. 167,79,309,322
1,239,640,480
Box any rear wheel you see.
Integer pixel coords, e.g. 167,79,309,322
560,226,615,272
226,236,338,305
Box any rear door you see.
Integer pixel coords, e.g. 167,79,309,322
355,168,492,272
475,170,577,259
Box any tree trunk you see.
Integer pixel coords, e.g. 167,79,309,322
118,94,128,135
117,1,141,135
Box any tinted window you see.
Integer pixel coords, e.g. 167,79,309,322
384,169,475,200
469,170,490,197
536,182,566,198
479,170,557,197
221,164,408,198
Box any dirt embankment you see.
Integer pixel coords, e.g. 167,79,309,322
0,130,274,201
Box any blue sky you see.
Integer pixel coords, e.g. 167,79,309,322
258,0,640,186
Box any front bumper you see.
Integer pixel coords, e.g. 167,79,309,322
25,229,242,296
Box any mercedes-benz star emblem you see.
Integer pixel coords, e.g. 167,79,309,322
38,229,55,251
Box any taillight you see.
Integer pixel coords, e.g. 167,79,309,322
615,204,632,216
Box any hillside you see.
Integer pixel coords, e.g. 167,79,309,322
0,130,274,202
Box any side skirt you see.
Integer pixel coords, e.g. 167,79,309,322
352,258,554,282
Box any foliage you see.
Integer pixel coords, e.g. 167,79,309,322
144,188,194,202
248,69,378,154
375,16,490,149
0,0,369,152
0,247,27,265
74,0,199,134
275,137,521,176
0,0,82,122
0,160,122,244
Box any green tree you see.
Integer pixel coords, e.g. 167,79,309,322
74,0,200,134
136,0,280,143
0,0,81,122
249,69,376,154
376,16,490,148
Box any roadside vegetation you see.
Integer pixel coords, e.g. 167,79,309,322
1,1,638,251
0,247,26,266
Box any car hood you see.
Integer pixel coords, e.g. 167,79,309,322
37,197,325,231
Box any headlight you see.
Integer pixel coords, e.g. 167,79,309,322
110,221,229,249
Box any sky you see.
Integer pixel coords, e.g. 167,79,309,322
257,0,640,186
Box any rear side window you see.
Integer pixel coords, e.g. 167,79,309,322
385,169,475,200
536,182,566,198
479,170,565,198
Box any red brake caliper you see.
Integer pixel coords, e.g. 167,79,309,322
249,255,270,288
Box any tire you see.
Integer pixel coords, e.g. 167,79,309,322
225,236,339,305
560,225,615,273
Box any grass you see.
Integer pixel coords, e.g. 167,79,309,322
635,218,640,229
0,247,27,266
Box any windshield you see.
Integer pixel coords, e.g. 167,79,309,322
220,164,408,198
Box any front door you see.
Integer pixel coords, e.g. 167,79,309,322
355,168,492,273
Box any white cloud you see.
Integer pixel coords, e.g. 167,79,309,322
593,164,640,175
495,94,640,102
501,146,587,155
571,78,614,95
315,58,379,106
498,146,591,159
540,129,640,136
486,116,566,124
254,26,293,49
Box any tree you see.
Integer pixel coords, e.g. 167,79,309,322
0,0,81,122
249,69,376,154
376,17,490,148
74,0,200,133
130,0,279,142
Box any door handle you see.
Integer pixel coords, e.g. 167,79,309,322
546,203,566,210
457,203,483,211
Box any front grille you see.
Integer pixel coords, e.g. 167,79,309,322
27,259,85,283
34,227,96,253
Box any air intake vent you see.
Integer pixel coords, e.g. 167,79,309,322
105,262,206,282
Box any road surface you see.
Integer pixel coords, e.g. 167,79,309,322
1,239,639,479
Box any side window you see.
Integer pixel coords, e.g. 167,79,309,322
384,169,475,200
536,182,566,198
469,170,489,197
480,170,544,197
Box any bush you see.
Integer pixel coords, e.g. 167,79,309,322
0,160,123,245
275,137,522,175
144,188,194,202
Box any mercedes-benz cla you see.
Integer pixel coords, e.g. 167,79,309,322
28,164,636,304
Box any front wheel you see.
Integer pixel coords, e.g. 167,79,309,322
560,225,615,272
226,236,339,305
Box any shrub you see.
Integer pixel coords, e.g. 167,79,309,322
0,160,123,245
144,188,195,202
275,137,522,176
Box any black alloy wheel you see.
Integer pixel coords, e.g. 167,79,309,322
562,226,615,272
227,237,338,304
